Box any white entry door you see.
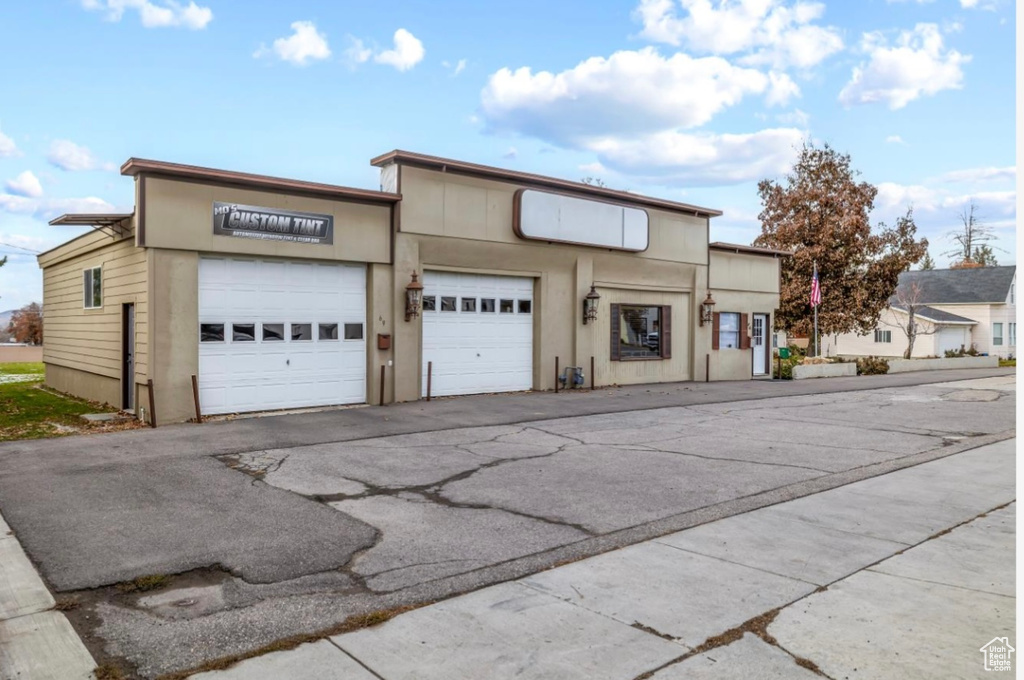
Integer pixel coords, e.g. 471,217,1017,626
752,314,767,375
421,271,534,397
198,257,366,415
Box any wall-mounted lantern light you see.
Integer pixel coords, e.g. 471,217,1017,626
699,291,716,326
583,285,601,325
405,271,424,322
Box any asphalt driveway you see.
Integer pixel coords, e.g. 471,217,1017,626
0,369,1014,678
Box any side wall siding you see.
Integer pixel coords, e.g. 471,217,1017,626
42,233,148,408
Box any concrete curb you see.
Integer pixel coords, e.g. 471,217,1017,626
0,511,95,680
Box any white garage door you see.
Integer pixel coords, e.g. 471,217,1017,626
421,271,533,397
198,257,366,415
937,326,970,355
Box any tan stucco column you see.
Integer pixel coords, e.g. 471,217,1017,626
149,249,199,424
392,236,421,402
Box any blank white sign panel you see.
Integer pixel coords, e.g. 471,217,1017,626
515,189,649,251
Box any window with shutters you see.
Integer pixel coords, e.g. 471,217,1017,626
718,313,741,349
610,304,672,360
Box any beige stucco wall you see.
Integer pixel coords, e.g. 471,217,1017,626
39,227,148,409
142,176,392,263
709,250,780,293
398,166,709,265
388,163,716,401
706,251,782,381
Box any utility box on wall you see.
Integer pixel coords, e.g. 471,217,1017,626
377,334,391,351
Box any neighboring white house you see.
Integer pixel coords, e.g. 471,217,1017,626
825,265,1017,359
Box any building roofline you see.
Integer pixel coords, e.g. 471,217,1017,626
120,158,402,205
370,149,723,218
709,242,793,257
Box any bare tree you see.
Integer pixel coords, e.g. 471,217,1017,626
918,251,936,270
580,177,607,188
891,281,938,359
943,200,997,266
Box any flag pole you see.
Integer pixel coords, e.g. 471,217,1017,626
813,260,819,358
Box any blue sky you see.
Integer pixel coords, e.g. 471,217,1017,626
0,0,1016,311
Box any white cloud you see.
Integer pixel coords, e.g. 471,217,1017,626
586,127,805,186
81,0,212,29
46,140,113,172
5,171,43,199
776,108,810,126
502,147,518,159
344,37,372,66
255,21,331,66
374,29,425,71
839,23,970,109
876,182,1015,215
633,0,843,69
886,134,907,145
0,194,117,221
482,47,795,144
442,58,467,76
0,129,19,158
937,166,1015,183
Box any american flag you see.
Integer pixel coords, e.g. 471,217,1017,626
810,263,822,308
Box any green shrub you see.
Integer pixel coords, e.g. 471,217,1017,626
777,356,801,379
856,356,889,375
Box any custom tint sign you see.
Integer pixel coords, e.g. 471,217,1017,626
513,189,649,252
213,202,334,245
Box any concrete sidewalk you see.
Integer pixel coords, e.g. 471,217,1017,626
0,511,95,680
189,438,1016,680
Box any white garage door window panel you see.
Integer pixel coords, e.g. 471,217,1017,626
422,272,533,397
199,257,366,415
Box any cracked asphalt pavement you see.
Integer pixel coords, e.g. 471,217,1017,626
0,369,1014,678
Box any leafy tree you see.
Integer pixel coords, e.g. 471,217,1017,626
971,244,998,266
754,143,928,337
918,252,936,270
8,302,43,345
944,200,998,267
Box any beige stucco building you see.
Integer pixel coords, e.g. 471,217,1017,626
38,151,787,424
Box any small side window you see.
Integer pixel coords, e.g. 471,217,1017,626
291,323,312,341
500,299,514,313
83,267,102,309
263,324,284,341
518,300,532,314
481,298,496,313
232,323,256,342
344,323,364,340
422,295,436,312
441,297,457,312
200,323,225,342
461,297,477,313
319,323,339,340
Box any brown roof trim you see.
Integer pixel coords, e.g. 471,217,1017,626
121,158,401,205
370,149,723,218
710,242,793,257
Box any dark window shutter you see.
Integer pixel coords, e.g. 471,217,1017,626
712,312,720,350
661,306,672,359
610,303,621,361
740,313,750,350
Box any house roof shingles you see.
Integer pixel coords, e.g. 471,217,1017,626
892,266,1016,305
891,304,977,324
